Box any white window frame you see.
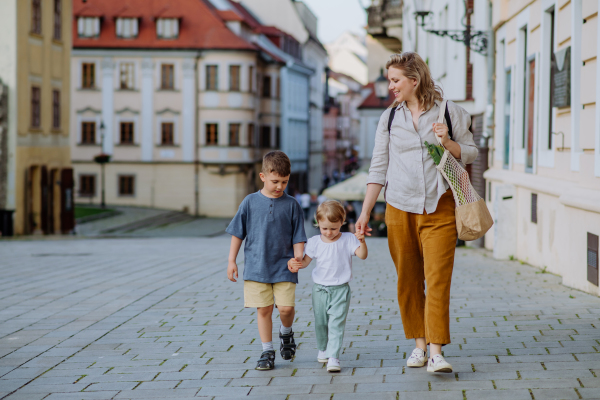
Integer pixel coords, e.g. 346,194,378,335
156,117,179,146
118,61,136,90
77,115,102,145
514,7,530,165
77,17,100,38
114,116,140,145
156,18,179,39
116,18,139,38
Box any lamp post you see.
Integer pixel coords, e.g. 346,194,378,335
374,68,389,106
413,0,432,53
94,121,110,209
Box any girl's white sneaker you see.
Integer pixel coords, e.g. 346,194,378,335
317,350,328,363
406,348,427,367
427,354,453,373
327,357,341,372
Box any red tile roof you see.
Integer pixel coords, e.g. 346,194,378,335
72,0,256,50
216,10,244,22
358,82,395,109
114,5,142,18
228,0,262,31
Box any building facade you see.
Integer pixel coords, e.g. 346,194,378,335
486,0,600,296
71,0,311,217
0,0,74,236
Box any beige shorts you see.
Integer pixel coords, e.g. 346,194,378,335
244,280,296,308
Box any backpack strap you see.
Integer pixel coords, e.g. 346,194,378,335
387,106,397,135
444,102,453,140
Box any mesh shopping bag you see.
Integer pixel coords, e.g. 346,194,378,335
433,100,493,241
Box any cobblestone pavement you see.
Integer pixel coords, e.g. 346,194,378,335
0,237,599,400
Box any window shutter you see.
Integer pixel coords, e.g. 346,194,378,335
173,19,179,37
94,17,100,36
133,18,138,36
116,18,123,37
157,19,163,37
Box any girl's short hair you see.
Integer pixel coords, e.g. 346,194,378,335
315,200,346,224
386,52,443,111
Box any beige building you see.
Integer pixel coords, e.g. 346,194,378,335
71,0,312,217
486,0,600,296
0,0,74,236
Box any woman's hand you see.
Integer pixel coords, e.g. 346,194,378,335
355,213,373,237
433,123,450,146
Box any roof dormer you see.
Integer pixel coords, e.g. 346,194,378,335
116,18,139,38
156,18,179,39
76,6,102,38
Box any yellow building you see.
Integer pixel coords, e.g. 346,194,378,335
0,0,74,236
486,0,600,296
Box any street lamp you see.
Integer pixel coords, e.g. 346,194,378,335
93,121,110,209
413,0,432,53
374,68,389,106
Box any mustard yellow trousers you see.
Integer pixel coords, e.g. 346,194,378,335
386,190,457,345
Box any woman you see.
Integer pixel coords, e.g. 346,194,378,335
356,52,477,373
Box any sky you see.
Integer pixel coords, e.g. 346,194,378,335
300,0,367,44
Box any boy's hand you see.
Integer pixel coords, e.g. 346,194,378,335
355,231,365,243
287,257,302,273
227,261,239,282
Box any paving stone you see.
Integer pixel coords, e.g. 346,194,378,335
2,238,600,399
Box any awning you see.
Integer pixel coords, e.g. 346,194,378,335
322,172,385,202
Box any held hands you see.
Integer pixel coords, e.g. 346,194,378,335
287,257,303,273
227,260,239,282
355,230,365,243
355,213,373,237
432,123,450,146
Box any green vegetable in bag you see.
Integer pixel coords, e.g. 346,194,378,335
424,141,445,166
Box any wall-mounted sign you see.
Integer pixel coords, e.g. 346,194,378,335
552,46,570,108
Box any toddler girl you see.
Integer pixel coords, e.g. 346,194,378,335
288,200,368,372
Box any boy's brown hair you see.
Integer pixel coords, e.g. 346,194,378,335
315,200,346,224
261,151,291,177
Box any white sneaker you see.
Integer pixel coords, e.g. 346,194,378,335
406,348,427,367
327,357,341,372
427,354,453,373
317,350,328,363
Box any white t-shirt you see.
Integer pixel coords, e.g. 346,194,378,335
300,193,311,208
305,232,361,286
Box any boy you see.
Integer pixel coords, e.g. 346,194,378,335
226,151,307,370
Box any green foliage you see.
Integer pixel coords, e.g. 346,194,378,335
424,141,445,165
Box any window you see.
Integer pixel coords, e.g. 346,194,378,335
206,65,218,91
526,57,536,171
82,63,95,88
248,123,255,147
531,193,537,223
53,0,61,40
77,17,100,38
116,18,138,38
276,77,280,98
32,0,42,35
229,124,240,146
120,122,134,144
118,175,135,196
548,9,555,149
120,63,135,89
156,18,179,39
229,65,240,91
81,122,96,144
31,87,40,128
260,126,271,148
588,232,599,286
52,90,60,129
503,68,511,168
161,122,174,145
262,76,271,98
206,123,218,145
275,127,280,148
161,64,174,90
521,27,528,150
79,175,95,197
249,66,254,92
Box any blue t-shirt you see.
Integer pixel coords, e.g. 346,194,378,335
226,191,307,284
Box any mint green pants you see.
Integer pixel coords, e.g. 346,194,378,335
312,283,351,359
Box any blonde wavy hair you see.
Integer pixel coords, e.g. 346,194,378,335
386,52,443,111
